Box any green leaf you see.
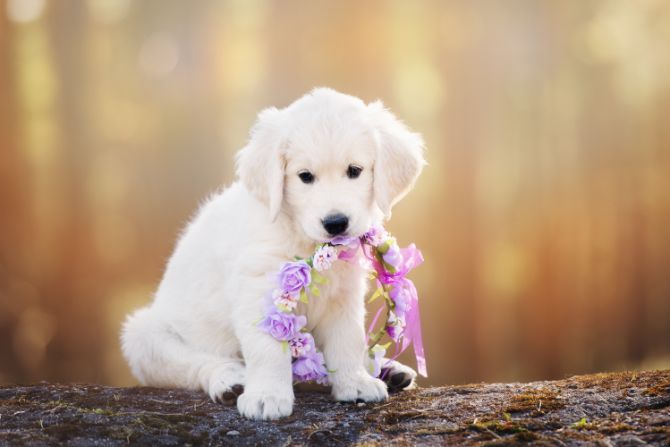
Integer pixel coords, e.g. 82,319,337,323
252,316,264,326
367,287,384,303
310,284,320,297
300,288,309,303
276,303,291,313
312,270,327,284
369,342,391,355
572,418,590,429
281,341,289,354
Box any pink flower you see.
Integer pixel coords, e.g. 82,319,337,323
278,260,311,294
288,332,316,358
272,289,299,312
313,245,337,271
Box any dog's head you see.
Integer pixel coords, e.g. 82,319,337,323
235,88,425,242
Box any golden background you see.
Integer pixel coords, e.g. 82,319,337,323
1,0,669,388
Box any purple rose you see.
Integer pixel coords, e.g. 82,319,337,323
278,260,311,294
288,332,316,358
382,240,403,271
292,351,329,384
259,310,306,341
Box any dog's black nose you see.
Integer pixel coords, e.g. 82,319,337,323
322,213,349,236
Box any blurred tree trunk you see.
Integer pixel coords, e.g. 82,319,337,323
0,14,29,382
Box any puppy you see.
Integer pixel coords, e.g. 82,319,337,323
121,88,425,420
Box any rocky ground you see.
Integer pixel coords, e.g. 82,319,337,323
0,370,668,446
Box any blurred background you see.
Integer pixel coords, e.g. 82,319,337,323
1,0,669,388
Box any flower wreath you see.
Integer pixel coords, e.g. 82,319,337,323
258,225,427,384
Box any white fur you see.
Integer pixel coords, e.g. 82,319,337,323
121,88,425,420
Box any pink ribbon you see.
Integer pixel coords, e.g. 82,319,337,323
359,241,428,378
399,277,427,377
366,303,386,345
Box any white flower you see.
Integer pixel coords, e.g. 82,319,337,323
312,245,338,271
273,289,298,311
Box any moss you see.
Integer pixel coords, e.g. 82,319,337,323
505,388,564,414
512,431,540,442
480,431,542,447
571,370,670,393
0,395,28,406
571,417,596,430
642,379,670,396
569,371,635,388
382,409,430,424
41,400,120,417
412,426,461,436
599,422,634,434
470,419,528,435
85,407,118,416
2,371,670,445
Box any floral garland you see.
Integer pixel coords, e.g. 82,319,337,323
258,225,427,384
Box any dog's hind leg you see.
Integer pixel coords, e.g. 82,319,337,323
379,358,417,392
121,306,245,404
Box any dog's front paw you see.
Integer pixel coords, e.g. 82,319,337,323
332,370,388,403
237,386,294,420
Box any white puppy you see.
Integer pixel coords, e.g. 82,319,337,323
121,88,425,420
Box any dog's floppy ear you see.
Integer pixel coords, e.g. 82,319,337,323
235,107,286,222
368,100,426,219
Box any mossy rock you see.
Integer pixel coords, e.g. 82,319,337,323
1,370,669,446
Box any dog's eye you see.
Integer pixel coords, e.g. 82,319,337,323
298,170,315,184
346,165,363,179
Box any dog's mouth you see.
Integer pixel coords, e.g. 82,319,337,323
324,234,354,244
323,230,367,246
301,216,367,245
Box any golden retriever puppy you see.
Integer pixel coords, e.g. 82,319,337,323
121,88,425,420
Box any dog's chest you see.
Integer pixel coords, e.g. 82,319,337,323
296,257,365,328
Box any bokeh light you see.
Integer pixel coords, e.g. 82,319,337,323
6,0,46,23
